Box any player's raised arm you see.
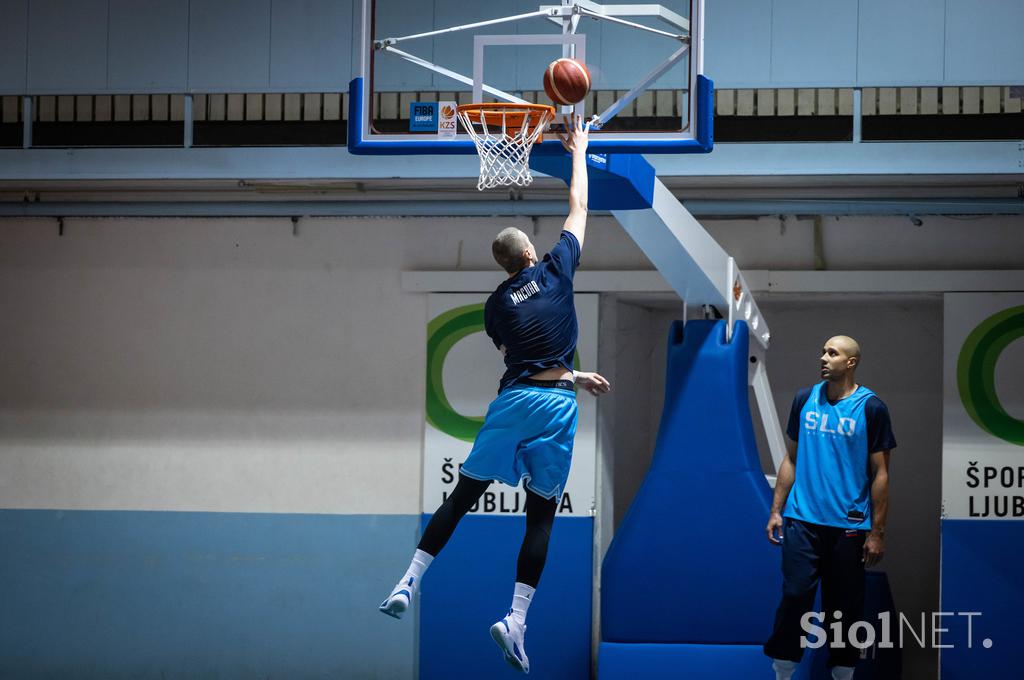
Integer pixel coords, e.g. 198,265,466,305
558,115,591,250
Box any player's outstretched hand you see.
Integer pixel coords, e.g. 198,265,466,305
575,371,610,396
557,114,591,155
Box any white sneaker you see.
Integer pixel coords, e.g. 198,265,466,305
378,576,415,619
772,659,798,680
489,613,530,674
831,666,856,680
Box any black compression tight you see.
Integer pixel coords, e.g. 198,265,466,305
417,473,558,588
417,474,490,556
516,488,558,588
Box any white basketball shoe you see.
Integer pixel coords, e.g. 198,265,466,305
378,576,415,619
489,612,530,674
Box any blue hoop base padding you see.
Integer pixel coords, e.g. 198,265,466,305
601,319,779,643
528,152,656,210
599,642,771,679
940,519,1023,679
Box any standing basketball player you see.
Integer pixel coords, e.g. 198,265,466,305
763,336,896,680
379,116,609,675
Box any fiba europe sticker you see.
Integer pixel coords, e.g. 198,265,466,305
426,303,581,442
957,305,1024,446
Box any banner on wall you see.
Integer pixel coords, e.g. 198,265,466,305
942,293,1024,519
424,293,598,517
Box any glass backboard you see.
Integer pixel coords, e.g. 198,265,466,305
348,0,712,155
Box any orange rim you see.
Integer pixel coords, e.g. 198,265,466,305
457,103,556,139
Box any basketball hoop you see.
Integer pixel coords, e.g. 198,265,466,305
456,103,557,191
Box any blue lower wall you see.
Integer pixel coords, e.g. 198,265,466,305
419,514,593,680
940,519,1024,678
0,509,420,679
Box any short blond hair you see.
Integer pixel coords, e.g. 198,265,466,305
492,228,531,273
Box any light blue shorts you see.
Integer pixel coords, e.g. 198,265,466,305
460,384,578,500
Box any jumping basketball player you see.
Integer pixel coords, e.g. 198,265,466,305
763,336,896,680
378,115,609,675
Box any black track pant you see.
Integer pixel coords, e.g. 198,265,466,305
417,473,558,588
763,517,867,668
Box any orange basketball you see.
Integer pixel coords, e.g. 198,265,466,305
543,58,591,106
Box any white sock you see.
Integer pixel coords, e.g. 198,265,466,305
399,549,433,591
772,659,798,680
831,666,856,680
509,582,536,625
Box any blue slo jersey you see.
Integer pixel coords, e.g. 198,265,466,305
784,382,896,530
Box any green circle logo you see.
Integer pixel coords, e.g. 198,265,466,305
426,304,488,442
426,303,581,442
957,305,1024,446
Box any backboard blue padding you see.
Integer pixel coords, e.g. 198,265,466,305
529,153,655,210
347,76,714,155
419,514,593,680
599,642,772,679
601,320,778,643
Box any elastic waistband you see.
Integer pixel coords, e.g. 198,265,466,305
516,378,575,390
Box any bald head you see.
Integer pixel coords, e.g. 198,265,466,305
492,227,536,274
820,335,861,381
828,335,861,362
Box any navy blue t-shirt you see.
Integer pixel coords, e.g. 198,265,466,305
485,231,580,392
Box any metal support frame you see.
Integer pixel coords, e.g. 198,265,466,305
593,42,689,127
853,88,862,143
574,7,686,41
541,1,690,33
750,348,788,474
726,257,769,348
385,45,529,104
22,97,32,149
373,9,552,48
183,95,194,148
472,34,585,107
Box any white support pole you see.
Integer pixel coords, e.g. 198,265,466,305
610,176,771,351
612,178,731,309
751,356,787,474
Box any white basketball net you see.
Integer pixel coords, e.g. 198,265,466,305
457,105,556,191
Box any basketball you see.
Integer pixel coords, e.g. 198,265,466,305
543,58,591,106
